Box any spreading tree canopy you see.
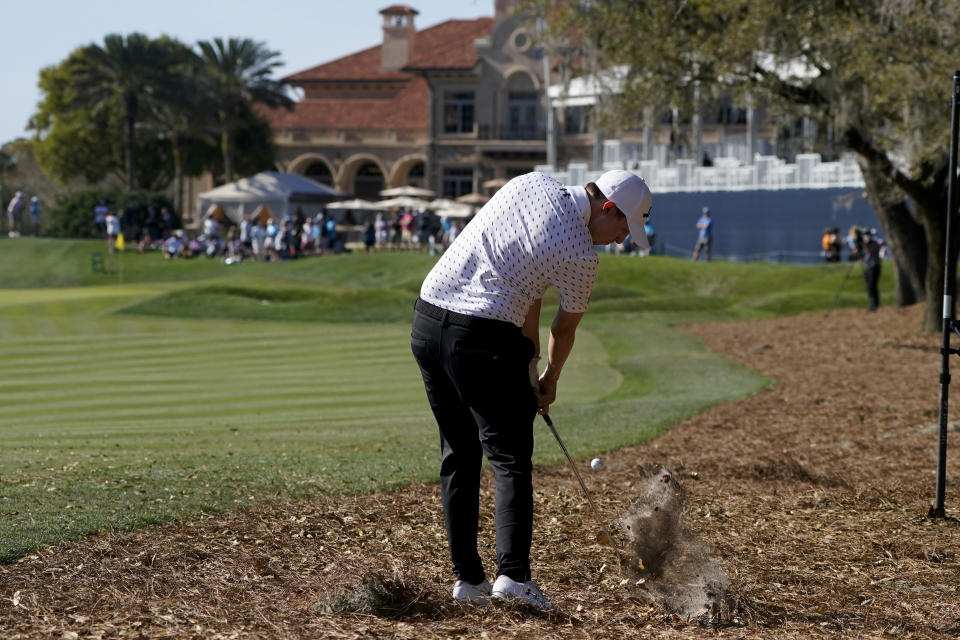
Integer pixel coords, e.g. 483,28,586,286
30,33,288,203
522,0,960,329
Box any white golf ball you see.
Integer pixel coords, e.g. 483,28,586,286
590,457,603,470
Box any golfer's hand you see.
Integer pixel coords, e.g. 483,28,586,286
535,376,557,414
528,357,541,387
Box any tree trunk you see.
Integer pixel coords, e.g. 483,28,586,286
858,161,926,306
221,126,235,184
909,187,956,332
172,135,186,221
919,201,948,331
124,92,138,192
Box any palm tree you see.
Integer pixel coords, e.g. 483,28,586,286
148,43,217,217
70,33,180,191
196,37,293,183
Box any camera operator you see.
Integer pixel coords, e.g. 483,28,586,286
859,227,882,312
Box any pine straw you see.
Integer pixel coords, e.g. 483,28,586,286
2,305,959,639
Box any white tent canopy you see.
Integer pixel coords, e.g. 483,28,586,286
379,185,436,198
197,172,346,224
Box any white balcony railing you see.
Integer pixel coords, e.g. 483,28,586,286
537,153,864,192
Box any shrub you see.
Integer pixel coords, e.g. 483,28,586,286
46,189,178,238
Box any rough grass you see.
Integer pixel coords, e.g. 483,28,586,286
0,238,894,562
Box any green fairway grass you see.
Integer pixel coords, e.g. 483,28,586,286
0,238,892,561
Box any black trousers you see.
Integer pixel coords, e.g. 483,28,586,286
410,299,537,584
864,264,881,311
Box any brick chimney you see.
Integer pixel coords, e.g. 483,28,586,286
380,5,418,71
495,0,518,21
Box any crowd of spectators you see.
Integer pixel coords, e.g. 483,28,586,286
156,207,468,263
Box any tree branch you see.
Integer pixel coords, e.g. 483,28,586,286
842,126,932,208
749,65,830,107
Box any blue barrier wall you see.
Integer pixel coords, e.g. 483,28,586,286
640,188,880,263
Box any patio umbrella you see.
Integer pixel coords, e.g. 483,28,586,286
374,196,433,209
433,203,475,219
456,192,489,205
427,198,459,210
481,178,509,190
326,199,378,210
379,185,436,198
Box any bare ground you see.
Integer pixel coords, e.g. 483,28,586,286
2,305,959,639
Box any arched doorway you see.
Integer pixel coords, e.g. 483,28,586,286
304,161,333,186
406,162,425,188
354,162,384,199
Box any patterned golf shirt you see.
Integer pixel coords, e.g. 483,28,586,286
419,171,598,327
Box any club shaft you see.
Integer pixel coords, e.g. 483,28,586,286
542,414,618,549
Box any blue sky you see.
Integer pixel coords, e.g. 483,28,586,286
0,0,491,145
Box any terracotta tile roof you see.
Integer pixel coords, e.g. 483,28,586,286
284,17,494,82
261,76,428,130
270,16,495,131
404,18,494,70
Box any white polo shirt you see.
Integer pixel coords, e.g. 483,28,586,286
420,172,598,327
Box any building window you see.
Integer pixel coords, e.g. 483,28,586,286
444,92,475,134
304,161,333,186
564,105,593,134
507,91,539,139
405,162,425,188
353,162,384,200
442,167,474,198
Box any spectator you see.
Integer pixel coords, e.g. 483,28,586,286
821,227,841,262
375,212,389,248
93,199,109,236
164,230,184,259
266,218,280,261
643,220,656,255
186,235,204,258
312,214,324,255
251,219,266,261
160,207,175,240
861,228,883,312
691,206,712,261
447,219,462,246
390,211,403,249
224,227,243,264
105,210,120,252
400,209,414,247
28,196,40,235
240,214,253,257
300,216,314,256
203,215,220,244
364,219,376,252
6,191,24,237
140,206,160,253
324,215,337,251
846,225,863,262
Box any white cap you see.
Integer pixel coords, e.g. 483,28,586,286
594,170,653,250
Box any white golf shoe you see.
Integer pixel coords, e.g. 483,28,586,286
491,575,552,609
452,578,493,604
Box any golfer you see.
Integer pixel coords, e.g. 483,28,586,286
411,170,652,607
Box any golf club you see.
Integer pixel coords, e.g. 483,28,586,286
541,413,637,567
